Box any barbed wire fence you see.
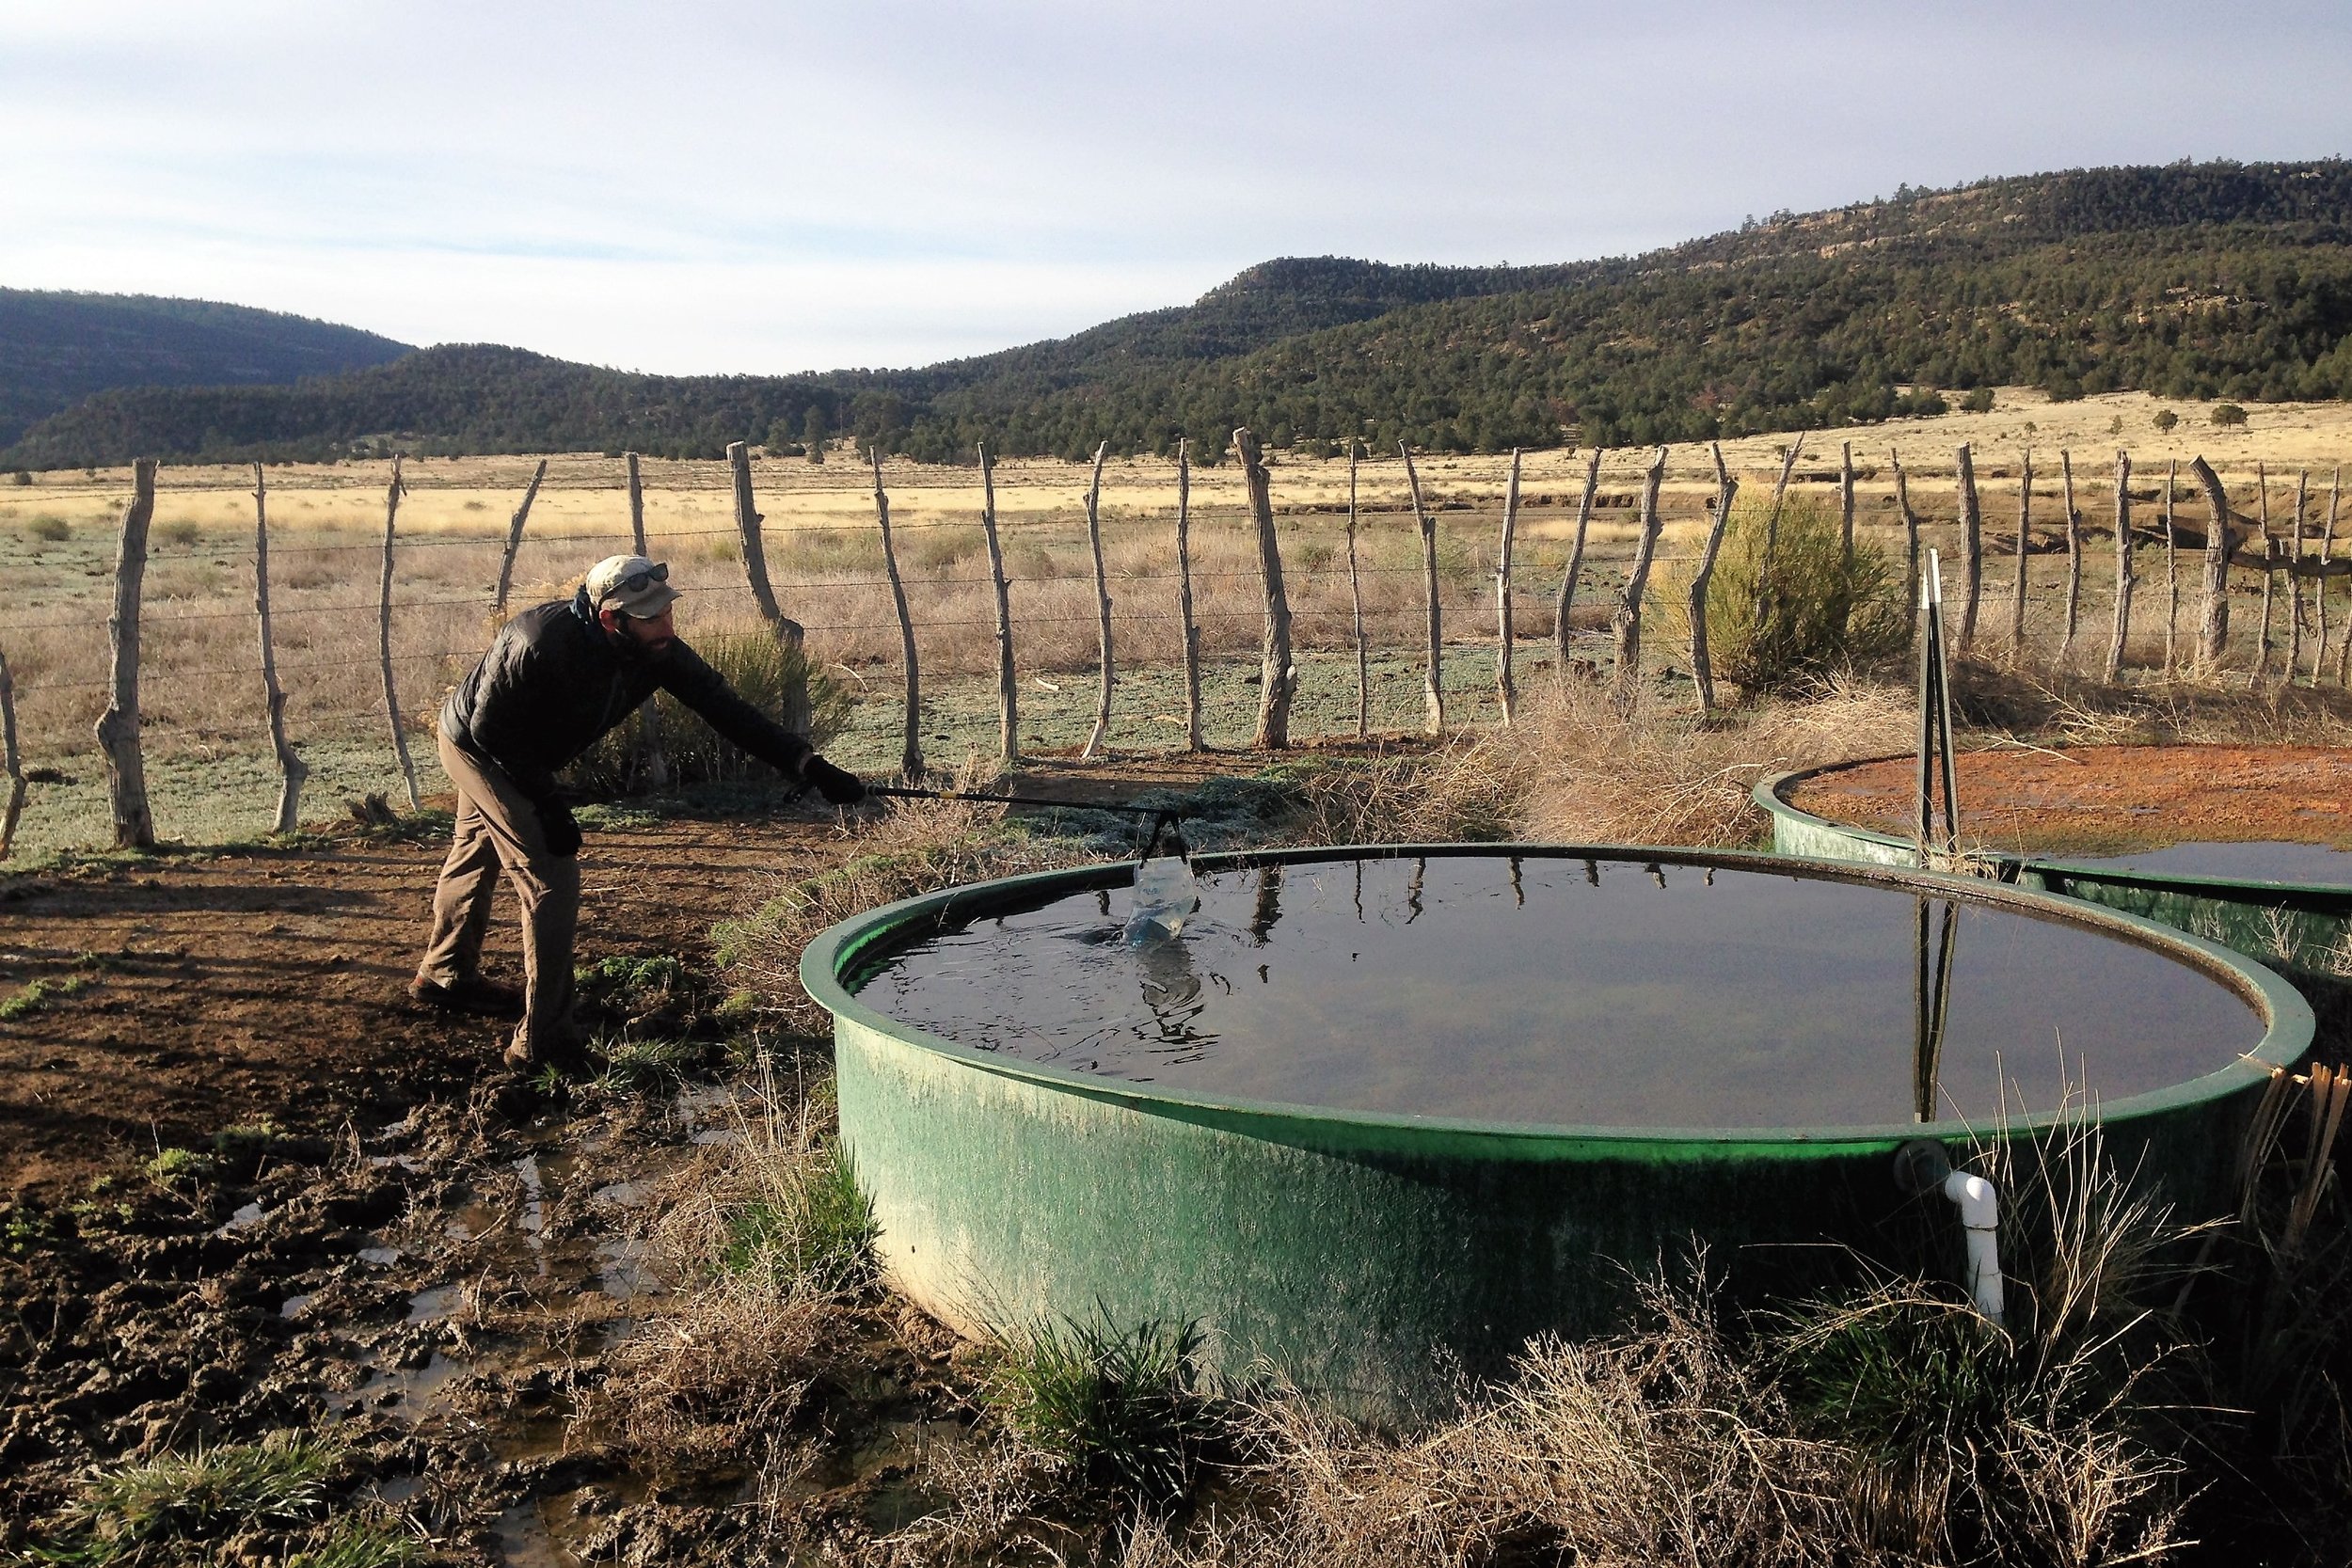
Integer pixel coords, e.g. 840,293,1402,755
0,436,2344,860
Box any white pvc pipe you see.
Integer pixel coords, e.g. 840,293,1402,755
1944,1170,2005,1324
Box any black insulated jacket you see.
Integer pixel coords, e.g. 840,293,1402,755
439,592,813,809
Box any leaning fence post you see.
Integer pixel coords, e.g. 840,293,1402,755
2105,450,2135,684
867,448,923,781
94,458,157,847
1891,447,1920,607
0,644,25,859
2011,447,2033,656
1174,439,1203,751
252,463,307,832
1071,441,1113,760
2191,455,2235,672
727,440,807,730
2057,450,2083,670
2288,469,2310,681
491,457,548,621
624,452,668,787
1240,428,1295,749
1345,442,1368,737
374,456,421,811
1495,448,1521,724
1556,446,1601,672
977,441,1019,763
1401,443,1444,732
1689,442,1739,714
1612,446,1670,703
1956,442,1983,646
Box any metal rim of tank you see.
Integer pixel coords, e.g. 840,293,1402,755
1758,757,2352,906
802,842,2312,1150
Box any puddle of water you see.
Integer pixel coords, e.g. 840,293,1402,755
358,1244,402,1266
591,1237,662,1301
367,1153,424,1172
333,1350,464,1422
591,1179,653,1210
406,1283,466,1324
215,1201,266,1236
279,1292,315,1321
515,1156,546,1237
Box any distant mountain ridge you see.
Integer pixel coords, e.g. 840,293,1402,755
11,159,2352,468
0,290,412,449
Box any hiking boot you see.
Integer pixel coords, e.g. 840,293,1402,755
409,974,524,1018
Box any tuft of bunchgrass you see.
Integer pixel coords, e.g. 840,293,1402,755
983,1308,1214,1504
284,1517,425,1568
593,1035,708,1095
42,1431,342,1561
570,632,853,795
721,1141,877,1291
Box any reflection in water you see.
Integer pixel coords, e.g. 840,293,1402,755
1912,895,1959,1122
861,856,2263,1129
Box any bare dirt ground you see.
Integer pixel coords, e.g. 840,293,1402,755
0,752,1258,1564
1788,743,2352,857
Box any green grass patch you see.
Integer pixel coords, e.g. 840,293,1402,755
38,1431,342,1562
142,1147,217,1186
722,1143,877,1291
984,1308,1213,1502
285,1518,424,1568
593,1035,708,1094
0,973,92,1022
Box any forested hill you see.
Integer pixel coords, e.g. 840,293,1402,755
14,160,2352,468
0,290,411,449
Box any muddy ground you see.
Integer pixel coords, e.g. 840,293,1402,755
0,756,1241,1565
1788,742,2352,858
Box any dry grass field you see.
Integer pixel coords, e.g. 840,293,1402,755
3,385,2348,855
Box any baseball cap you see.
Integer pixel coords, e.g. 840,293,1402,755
584,554,682,618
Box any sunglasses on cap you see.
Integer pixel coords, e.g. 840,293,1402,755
597,561,669,603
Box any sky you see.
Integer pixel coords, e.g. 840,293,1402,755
6,0,2352,376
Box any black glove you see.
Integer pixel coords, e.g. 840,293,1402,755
540,800,582,858
803,756,866,805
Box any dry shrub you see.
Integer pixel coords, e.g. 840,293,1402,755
1951,657,2352,751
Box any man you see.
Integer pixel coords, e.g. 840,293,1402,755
411,554,865,1067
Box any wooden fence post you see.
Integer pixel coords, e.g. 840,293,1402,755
491,457,548,621
1956,442,1983,646
94,458,157,847
624,451,668,788
1239,429,1295,749
1078,441,1115,760
2191,455,2235,672
1838,439,1855,565
1346,442,1368,737
1755,436,1804,639
252,463,307,832
2321,467,2341,685
2011,447,2033,655
1891,447,1920,598
2251,537,2279,689
1174,440,1202,751
1689,443,1739,714
2058,450,2083,670
2289,470,2309,680
727,440,807,730
977,441,1019,762
0,644,24,860
1401,443,1443,732
869,447,923,782
1556,446,1601,671
2105,450,2135,684
1496,448,1521,724
376,456,421,811
1612,446,1670,702
2164,460,2180,673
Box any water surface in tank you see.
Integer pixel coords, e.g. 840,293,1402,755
2058,841,2352,883
852,856,2265,1129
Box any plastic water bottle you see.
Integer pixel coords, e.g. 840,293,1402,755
1125,855,1200,942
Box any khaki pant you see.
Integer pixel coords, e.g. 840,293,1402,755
416,729,580,1056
